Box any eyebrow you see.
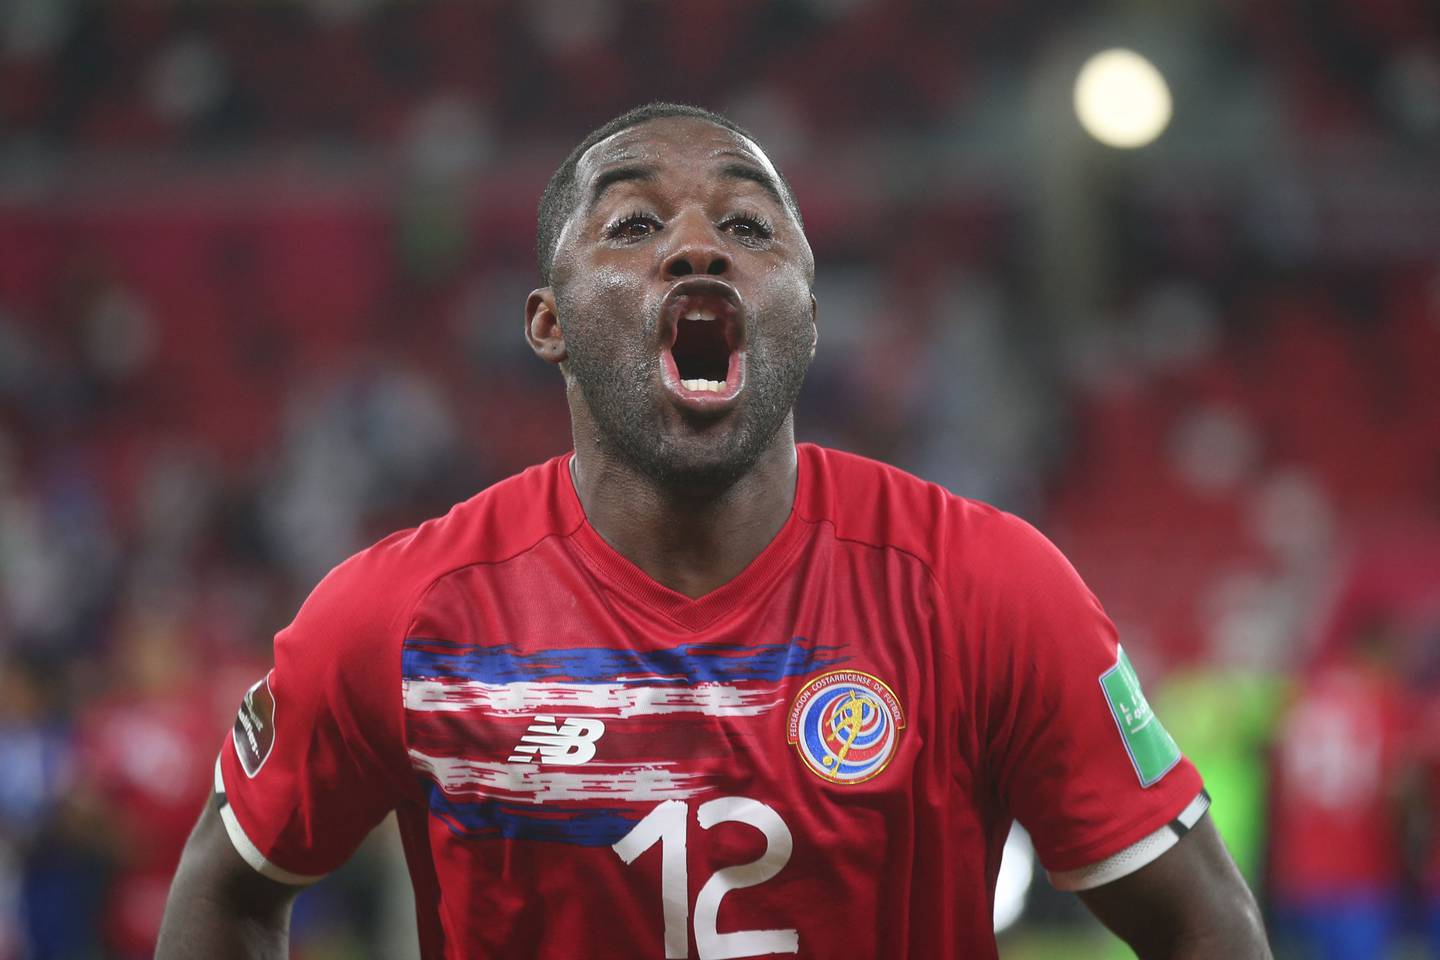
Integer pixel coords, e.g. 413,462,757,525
583,155,787,214
586,164,657,211
718,161,786,208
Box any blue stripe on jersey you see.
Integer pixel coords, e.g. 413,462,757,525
401,637,847,685
425,783,638,846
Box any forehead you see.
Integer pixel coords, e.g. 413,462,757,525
576,116,782,191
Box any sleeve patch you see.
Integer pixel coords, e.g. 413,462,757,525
233,672,277,778
1099,646,1182,787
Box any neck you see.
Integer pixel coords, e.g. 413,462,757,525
569,423,799,600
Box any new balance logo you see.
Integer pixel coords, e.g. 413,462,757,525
507,715,606,765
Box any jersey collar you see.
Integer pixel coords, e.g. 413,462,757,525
561,447,813,632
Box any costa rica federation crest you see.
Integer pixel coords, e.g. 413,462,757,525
787,670,905,784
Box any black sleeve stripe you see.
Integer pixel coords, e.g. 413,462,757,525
1167,788,1210,839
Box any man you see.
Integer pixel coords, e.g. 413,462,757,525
1269,622,1415,960
157,102,1269,959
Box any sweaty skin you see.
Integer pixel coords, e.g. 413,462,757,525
157,115,1271,960
525,117,817,599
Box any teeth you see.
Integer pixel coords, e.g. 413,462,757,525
684,309,716,322
680,379,727,393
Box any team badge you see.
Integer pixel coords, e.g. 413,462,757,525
787,670,905,784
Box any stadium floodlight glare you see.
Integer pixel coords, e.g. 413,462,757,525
1074,48,1173,149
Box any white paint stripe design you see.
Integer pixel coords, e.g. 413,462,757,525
403,679,784,717
410,749,710,803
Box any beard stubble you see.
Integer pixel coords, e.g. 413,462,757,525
558,288,814,493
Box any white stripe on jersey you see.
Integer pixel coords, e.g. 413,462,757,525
402,678,784,717
214,756,324,886
409,749,709,803
1047,790,1212,891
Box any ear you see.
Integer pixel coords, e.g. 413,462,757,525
525,288,567,365
808,293,819,359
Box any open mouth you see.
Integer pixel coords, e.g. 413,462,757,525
659,281,745,407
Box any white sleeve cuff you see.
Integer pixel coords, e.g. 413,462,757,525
1047,790,1211,892
213,756,324,886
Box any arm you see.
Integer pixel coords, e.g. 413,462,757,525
158,542,415,956
155,799,301,960
1078,813,1270,960
963,514,1266,956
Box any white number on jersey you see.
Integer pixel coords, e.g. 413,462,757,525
613,797,799,960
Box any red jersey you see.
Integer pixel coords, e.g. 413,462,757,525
217,444,1204,959
1418,693,1440,897
1269,663,1412,900
79,692,217,955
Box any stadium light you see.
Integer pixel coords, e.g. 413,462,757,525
1074,48,1173,149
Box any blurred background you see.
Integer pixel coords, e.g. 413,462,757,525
1,0,1438,957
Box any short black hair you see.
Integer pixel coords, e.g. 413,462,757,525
534,101,803,286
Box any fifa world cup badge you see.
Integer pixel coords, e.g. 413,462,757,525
1099,647,1181,787
233,673,277,777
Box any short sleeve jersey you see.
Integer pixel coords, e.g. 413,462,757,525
1268,663,1412,900
217,444,1205,959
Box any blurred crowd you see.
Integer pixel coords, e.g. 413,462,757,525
1,1,1439,958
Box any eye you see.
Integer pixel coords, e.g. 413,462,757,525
605,212,662,242
721,213,774,243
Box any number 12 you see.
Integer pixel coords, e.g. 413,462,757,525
612,797,799,959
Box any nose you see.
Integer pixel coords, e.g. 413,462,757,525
661,211,730,278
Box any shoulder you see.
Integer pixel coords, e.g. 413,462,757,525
346,454,579,587
288,454,581,657
796,443,1067,594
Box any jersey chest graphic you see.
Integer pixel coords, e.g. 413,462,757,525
401,635,908,846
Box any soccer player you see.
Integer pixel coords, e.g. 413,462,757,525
1269,625,1415,959
157,102,1269,959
